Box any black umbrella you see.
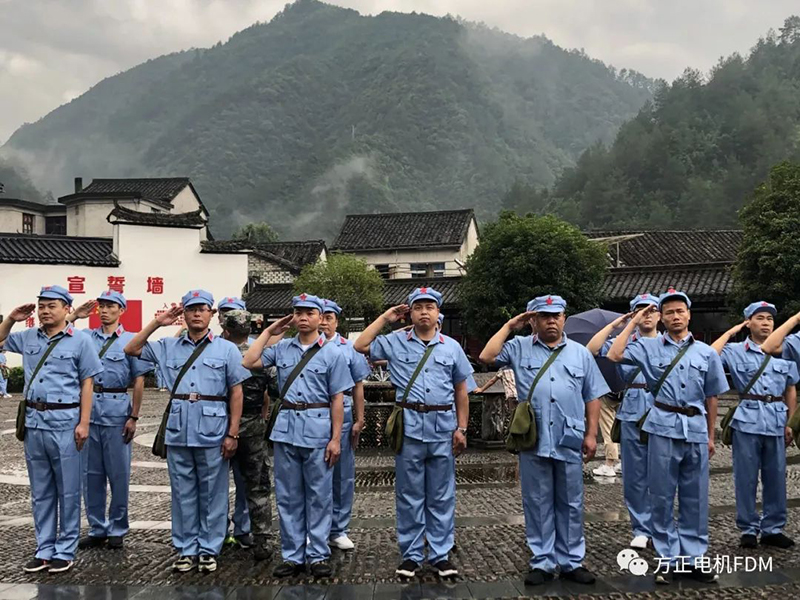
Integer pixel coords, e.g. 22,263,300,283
565,308,626,393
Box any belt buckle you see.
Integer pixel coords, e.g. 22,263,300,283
188,392,199,402
33,402,46,411
418,403,430,413
295,401,306,411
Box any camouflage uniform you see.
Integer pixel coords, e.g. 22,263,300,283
225,311,273,557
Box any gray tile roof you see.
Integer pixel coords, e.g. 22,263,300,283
107,204,206,228
602,263,733,304
0,233,118,266
587,230,742,267
202,240,326,273
332,209,475,251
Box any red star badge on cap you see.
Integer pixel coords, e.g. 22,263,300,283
667,287,676,293
43,286,51,291
546,296,554,305
761,301,768,306
420,287,428,293
300,293,307,301
192,291,200,297
642,294,648,298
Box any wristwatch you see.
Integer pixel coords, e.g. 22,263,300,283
457,427,468,435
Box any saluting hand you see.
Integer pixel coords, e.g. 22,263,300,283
72,300,98,320
727,320,749,335
381,305,409,324
632,305,657,324
507,311,536,332
156,304,184,327
325,437,341,467
611,312,634,328
75,422,89,451
8,304,35,323
267,314,294,335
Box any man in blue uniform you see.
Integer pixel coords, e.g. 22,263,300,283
125,289,249,574
243,293,353,579
480,295,608,586
711,301,797,549
0,285,103,573
217,296,252,549
587,293,659,549
355,287,473,579
607,288,728,584
0,349,10,397
763,308,800,372
319,299,371,551
68,291,152,550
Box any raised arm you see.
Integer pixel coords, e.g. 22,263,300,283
710,320,748,355
124,305,183,357
762,311,800,355
242,314,293,370
473,373,499,394
0,304,35,345
354,305,409,355
478,311,535,364
66,300,97,324
586,313,632,356
607,306,655,362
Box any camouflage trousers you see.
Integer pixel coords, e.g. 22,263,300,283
231,414,272,538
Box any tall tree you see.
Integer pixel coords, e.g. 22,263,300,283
233,221,280,244
732,161,800,320
293,253,384,334
460,211,608,340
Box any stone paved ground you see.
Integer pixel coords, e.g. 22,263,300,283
1,391,799,599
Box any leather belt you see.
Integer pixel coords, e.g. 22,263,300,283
94,385,128,393
396,402,453,413
281,401,329,410
172,393,227,402
625,383,649,390
26,401,80,411
739,393,781,403
654,401,701,417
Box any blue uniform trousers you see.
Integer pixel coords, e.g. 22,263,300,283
273,442,333,564
81,423,132,538
230,460,251,537
167,445,229,557
24,428,82,561
395,436,455,564
732,429,786,536
647,433,708,564
331,407,355,539
519,451,584,572
620,421,652,538
0,378,7,395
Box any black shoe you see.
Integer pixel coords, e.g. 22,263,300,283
655,570,673,585
234,533,254,549
524,568,555,586
560,566,596,585
685,566,718,583
761,533,795,549
432,559,458,578
107,536,123,549
253,537,273,562
740,534,758,548
78,536,107,549
310,561,332,578
23,558,49,573
48,559,73,573
395,559,420,578
273,561,304,578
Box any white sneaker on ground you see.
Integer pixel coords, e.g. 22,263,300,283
614,461,622,474
330,535,355,550
592,464,616,477
630,535,649,549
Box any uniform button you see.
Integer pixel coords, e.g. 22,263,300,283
39,379,43,383
681,384,686,389
300,374,304,378
550,377,555,381
190,383,195,387
192,366,196,370
425,368,429,372
426,388,431,393
550,398,555,403
680,365,685,370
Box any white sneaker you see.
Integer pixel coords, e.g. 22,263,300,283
592,464,616,477
329,535,355,550
630,535,649,549
3,394,11,398
614,461,622,474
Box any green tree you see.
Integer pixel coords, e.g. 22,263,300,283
731,161,800,320
293,253,384,334
460,211,608,340
233,221,280,243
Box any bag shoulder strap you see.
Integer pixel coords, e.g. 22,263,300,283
97,333,119,359
627,367,642,384
400,344,436,404
25,335,66,400
742,354,772,394
170,336,212,398
525,345,566,403
652,343,692,399
280,343,323,399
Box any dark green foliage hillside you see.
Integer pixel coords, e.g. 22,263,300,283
0,158,45,202
1,0,651,239
512,17,800,230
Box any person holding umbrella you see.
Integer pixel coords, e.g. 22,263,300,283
587,293,660,550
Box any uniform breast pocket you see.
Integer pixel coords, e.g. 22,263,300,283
434,409,456,433
303,412,332,439
563,363,585,391
690,357,709,374
732,402,758,424
202,358,226,383
433,354,454,375
49,350,76,374
199,404,228,437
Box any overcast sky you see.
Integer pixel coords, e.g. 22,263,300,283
1,0,797,144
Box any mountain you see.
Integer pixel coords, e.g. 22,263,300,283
512,16,800,230
1,0,653,239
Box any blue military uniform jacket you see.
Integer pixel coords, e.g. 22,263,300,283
87,325,153,426
262,334,354,449
6,324,103,431
142,331,250,447
601,333,656,422
782,333,800,371
496,334,610,464
722,338,798,436
623,334,728,443
370,329,474,443
327,333,371,407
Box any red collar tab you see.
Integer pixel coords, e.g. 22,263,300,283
207,330,214,341
318,335,325,347
65,325,75,336
439,333,445,343
116,325,124,336
338,334,347,345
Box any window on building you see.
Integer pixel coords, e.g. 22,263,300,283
22,213,34,234
45,216,67,235
374,264,390,279
410,263,446,278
